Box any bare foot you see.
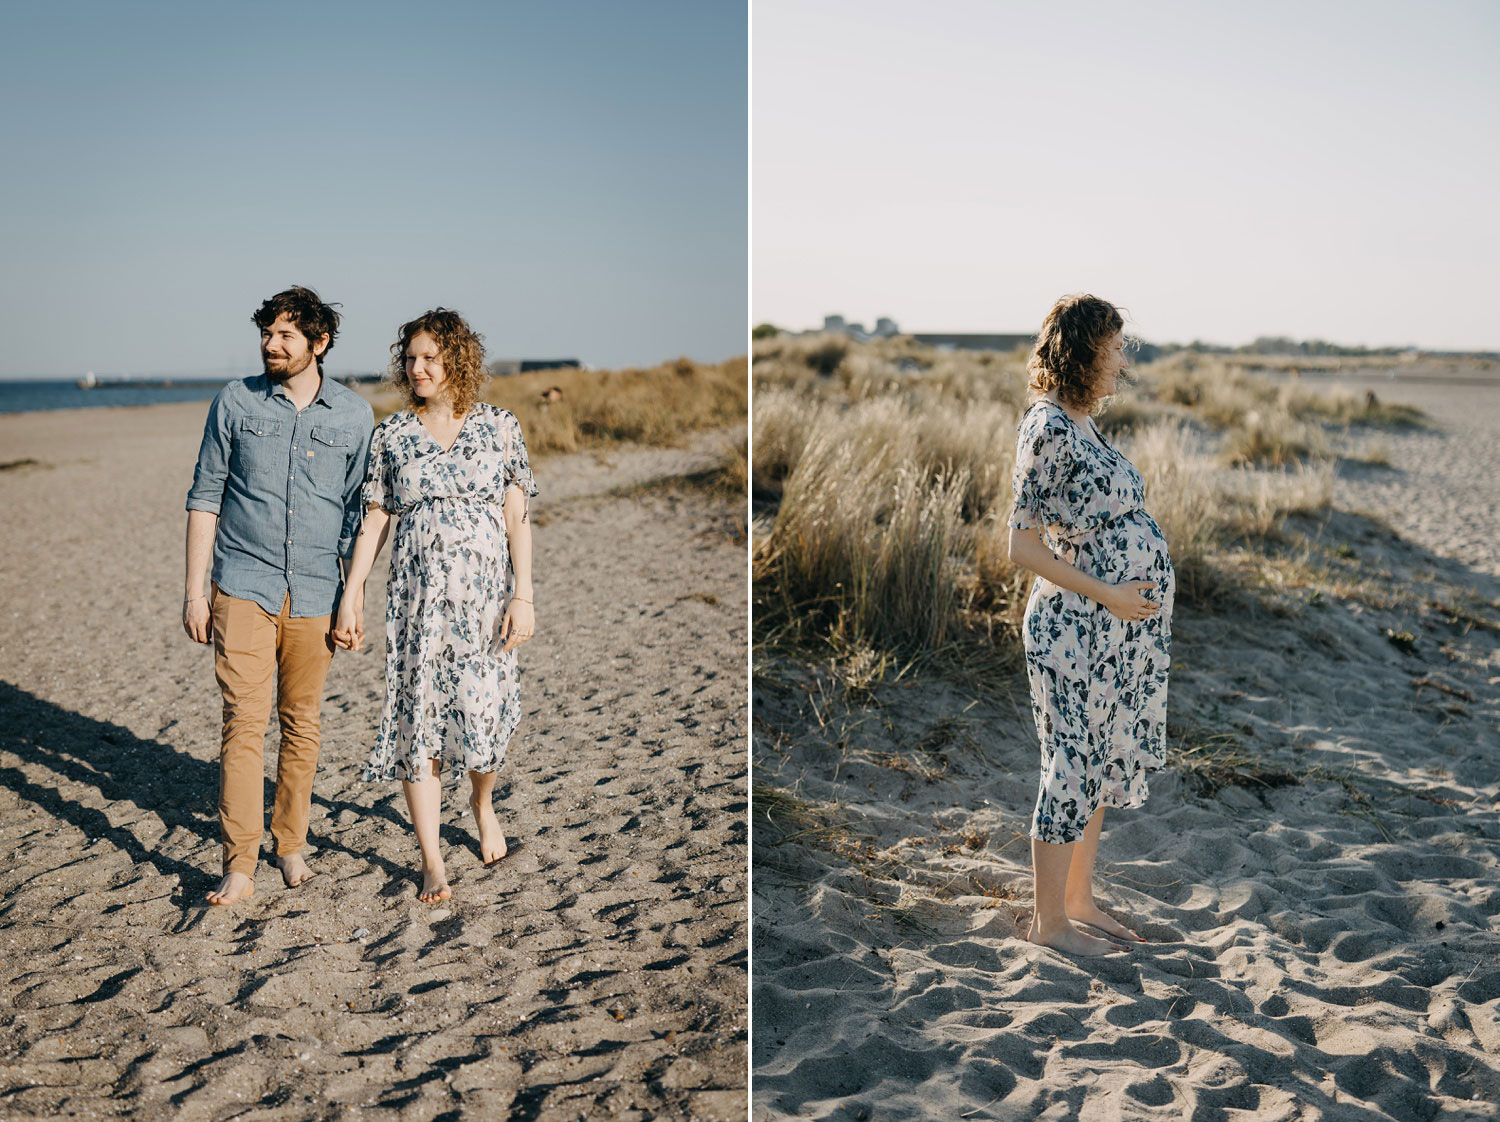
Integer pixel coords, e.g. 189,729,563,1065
277,852,317,889
1067,899,1145,943
206,871,255,906
469,797,508,864
418,862,451,904
1026,918,1124,956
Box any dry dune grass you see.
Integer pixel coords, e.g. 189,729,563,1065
1143,355,1426,466
751,338,1401,668
369,356,748,456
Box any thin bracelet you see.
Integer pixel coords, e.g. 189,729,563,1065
184,596,206,604
512,596,533,604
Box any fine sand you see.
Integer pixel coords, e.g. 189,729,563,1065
0,399,747,1121
752,375,1500,1120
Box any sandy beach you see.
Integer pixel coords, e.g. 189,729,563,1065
752,375,1500,1120
0,399,747,1120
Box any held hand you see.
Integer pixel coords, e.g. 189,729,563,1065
1103,580,1160,622
183,597,212,644
500,598,535,654
332,593,364,652
350,587,365,649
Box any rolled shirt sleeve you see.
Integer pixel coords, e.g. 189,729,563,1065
185,387,233,514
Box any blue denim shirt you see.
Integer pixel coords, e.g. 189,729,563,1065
186,374,374,617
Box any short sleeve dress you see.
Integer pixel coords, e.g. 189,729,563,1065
1008,399,1175,843
359,402,539,782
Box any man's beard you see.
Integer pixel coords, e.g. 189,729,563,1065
263,350,316,379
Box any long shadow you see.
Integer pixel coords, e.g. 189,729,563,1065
0,681,437,905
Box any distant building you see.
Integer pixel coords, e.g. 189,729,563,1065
809,315,1041,352
489,359,582,375
813,314,901,343
910,332,1034,353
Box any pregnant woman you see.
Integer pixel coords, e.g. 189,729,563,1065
1006,294,1175,957
336,308,538,903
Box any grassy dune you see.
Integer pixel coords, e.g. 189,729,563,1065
367,356,748,456
752,336,1423,672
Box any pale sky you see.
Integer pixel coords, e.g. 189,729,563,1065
752,0,1499,351
0,1,746,380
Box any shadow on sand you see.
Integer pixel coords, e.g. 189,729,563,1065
0,681,497,905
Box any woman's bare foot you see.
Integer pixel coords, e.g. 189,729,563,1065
418,861,451,904
206,871,254,906
1067,899,1145,943
469,797,508,864
1026,916,1124,956
277,852,317,888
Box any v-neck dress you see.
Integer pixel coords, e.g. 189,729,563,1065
1008,399,1175,843
359,403,539,782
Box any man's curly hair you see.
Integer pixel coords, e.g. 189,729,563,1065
1026,294,1126,411
389,308,488,416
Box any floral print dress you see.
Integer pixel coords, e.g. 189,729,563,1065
360,403,538,783
1008,399,1175,844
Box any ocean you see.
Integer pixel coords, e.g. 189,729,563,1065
0,379,232,415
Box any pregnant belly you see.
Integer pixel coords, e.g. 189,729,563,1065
1084,511,1173,586
398,501,507,567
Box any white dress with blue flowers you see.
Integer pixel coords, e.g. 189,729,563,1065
360,403,538,782
1008,399,1175,844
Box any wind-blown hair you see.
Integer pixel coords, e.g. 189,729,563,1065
1026,294,1126,411
389,308,488,416
252,286,341,367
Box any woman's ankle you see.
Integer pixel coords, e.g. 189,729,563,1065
1029,911,1074,935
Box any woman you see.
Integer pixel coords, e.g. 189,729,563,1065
1006,293,1175,956
335,308,538,903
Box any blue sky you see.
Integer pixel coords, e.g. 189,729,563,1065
0,1,747,379
753,0,1499,351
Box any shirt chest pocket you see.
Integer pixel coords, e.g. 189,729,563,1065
306,425,352,487
234,417,283,475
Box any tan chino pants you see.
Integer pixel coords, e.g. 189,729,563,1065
212,586,335,876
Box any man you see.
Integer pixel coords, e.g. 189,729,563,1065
183,286,373,905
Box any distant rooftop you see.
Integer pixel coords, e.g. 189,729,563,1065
488,359,582,375
809,314,1033,352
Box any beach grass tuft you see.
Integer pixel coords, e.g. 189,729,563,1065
1165,726,1300,796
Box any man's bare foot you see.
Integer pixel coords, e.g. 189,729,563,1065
277,852,317,889
206,871,255,906
469,797,508,864
418,862,451,904
1026,917,1124,956
1067,899,1145,943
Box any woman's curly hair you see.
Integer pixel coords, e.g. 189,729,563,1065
1026,294,1126,411
389,308,488,416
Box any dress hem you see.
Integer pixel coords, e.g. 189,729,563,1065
1028,773,1161,845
